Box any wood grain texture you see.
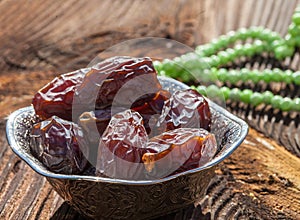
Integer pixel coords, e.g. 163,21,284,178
0,0,300,219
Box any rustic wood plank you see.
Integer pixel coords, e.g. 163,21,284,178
0,0,300,219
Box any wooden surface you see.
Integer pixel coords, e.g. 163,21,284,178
1,0,300,219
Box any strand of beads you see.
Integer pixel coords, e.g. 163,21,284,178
191,84,300,112
195,27,285,57
200,68,300,85
154,7,300,112
154,26,295,76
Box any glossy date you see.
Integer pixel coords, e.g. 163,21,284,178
96,109,157,179
32,69,88,121
75,56,163,111
157,89,211,132
30,116,88,174
142,128,217,178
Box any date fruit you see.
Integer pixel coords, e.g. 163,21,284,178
32,68,89,121
157,89,211,132
142,128,217,178
132,89,171,135
30,116,88,174
96,109,157,179
75,56,163,111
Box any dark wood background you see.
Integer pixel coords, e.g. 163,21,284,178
0,0,300,219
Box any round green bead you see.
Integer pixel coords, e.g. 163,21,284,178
292,98,300,111
243,43,255,57
226,48,236,60
208,68,218,81
294,35,300,47
217,68,228,82
292,12,300,25
158,70,166,76
274,45,292,60
284,47,295,58
250,92,263,106
206,84,222,99
200,69,213,83
161,59,175,74
227,31,238,43
195,45,206,56
246,70,259,83
272,68,283,82
285,34,296,47
202,45,215,56
173,58,185,73
211,38,220,47
234,44,244,56
270,40,284,50
196,85,207,96
228,70,240,84
249,27,264,38
180,71,192,82
283,70,293,84
288,23,300,36
229,88,241,101
262,91,274,105
240,68,250,82
218,35,230,48
153,60,162,72
292,71,300,85
210,67,217,75
280,97,293,111
240,89,253,104
220,87,230,100
236,28,249,40
253,40,265,53
210,55,221,67
218,51,230,64
262,69,272,83
268,32,281,41
260,28,272,41
271,95,283,109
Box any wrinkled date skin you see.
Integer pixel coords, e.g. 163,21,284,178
32,69,88,121
142,128,217,179
75,56,163,112
30,116,88,174
157,89,211,132
96,109,157,179
132,89,171,135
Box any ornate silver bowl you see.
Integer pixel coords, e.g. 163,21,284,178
6,76,248,219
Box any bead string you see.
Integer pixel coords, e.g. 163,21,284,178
191,84,300,112
200,68,300,85
154,7,300,112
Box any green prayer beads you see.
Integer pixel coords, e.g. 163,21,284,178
154,7,300,112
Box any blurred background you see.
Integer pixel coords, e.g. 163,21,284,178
0,0,297,73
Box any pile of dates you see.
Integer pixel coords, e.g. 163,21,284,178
30,56,217,180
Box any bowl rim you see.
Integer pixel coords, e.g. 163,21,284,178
6,77,248,185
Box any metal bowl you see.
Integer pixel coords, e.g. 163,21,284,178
6,76,248,220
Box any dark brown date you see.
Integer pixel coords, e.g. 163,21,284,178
30,116,88,174
142,128,217,178
75,56,162,111
96,109,157,179
32,69,88,121
132,89,171,135
157,89,211,132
